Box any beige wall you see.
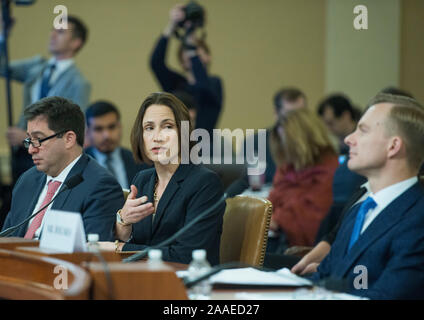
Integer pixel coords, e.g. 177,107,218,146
325,0,401,109
0,0,326,181
400,0,424,104
1,0,422,183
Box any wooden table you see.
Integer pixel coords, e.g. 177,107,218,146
0,238,310,300
0,238,188,300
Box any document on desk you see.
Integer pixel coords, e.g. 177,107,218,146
208,267,312,288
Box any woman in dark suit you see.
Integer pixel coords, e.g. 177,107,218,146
99,92,225,265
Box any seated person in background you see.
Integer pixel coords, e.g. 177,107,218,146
150,3,223,138
2,97,124,240
267,109,338,253
291,92,424,277
85,101,150,189
309,95,424,299
98,92,225,265
317,94,360,155
263,161,366,271
240,87,307,187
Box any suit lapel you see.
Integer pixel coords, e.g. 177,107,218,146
120,148,132,186
51,155,89,210
151,164,192,236
336,182,423,277
139,171,156,241
325,187,367,267
19,173,47,235
27,61,48,86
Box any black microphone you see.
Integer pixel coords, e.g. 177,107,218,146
0,174,83,237
123,191,228,263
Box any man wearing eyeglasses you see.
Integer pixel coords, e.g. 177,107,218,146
84,101,150,189
1,97,124,241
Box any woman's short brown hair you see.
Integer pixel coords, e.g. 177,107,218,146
131,92,194,165
270,108,336,170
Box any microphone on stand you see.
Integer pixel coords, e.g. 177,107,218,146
0,174,83,237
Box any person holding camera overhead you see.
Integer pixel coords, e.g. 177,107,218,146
150,2,223,138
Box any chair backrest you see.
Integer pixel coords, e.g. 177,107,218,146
203,163,247,190
220,195,272,267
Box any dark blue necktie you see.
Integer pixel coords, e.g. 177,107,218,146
105,154,117,178
39,64,56,99
347,196,377,252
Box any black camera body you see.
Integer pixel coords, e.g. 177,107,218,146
178,1,205,29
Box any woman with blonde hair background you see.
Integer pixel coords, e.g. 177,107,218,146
267,108,339,252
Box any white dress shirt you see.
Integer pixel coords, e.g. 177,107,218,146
357,176,418,234
28,155,82,239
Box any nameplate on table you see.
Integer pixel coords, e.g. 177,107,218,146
39,210,87,253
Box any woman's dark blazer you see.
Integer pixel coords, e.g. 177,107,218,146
122,163,225,265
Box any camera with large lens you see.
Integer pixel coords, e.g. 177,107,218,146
178,1,205,29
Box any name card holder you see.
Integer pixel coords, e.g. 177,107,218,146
40,210,87,253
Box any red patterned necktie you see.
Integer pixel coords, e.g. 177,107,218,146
24,180,62,239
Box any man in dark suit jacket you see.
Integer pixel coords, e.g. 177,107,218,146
309,94,424,299
85,101,150,189
1,97,124,241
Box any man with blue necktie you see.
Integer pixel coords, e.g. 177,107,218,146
0,16,91,183
310,94,424,299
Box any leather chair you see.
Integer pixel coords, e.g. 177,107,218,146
203,163,247,190
220,195,272,267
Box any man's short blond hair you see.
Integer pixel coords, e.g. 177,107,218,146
386,106,424,170
368,93,424,171
367,93,423,110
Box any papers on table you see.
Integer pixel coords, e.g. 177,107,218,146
176,267,312,287
209,267,312,287
177,267,369,300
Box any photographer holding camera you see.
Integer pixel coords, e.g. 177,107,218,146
150,2,223,137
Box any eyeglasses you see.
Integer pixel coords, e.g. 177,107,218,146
23,130,68,149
